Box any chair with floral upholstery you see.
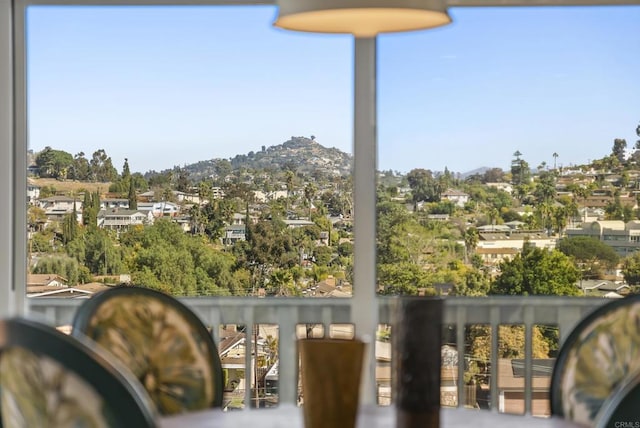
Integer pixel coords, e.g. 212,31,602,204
0,317,157,428
72,286,223,415
594,366,640,428
550,294,640,426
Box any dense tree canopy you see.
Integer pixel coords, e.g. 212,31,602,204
622,252,640,285
490,245,580,296
36,147,74,179
557,236,619,279
407,168,442,205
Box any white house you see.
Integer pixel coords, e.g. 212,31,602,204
441,189,470,207
137,201,180,217
27,179,40,205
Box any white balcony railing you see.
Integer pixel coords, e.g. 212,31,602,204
28,296,605,414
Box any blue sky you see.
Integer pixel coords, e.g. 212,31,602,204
27,5,640,175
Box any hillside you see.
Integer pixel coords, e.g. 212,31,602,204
30,178,112,195
166,136,353,181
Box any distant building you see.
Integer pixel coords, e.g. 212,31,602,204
475,229,556,270
26,274,111,299
497,358,554,417
27,179,40,205
566,220,640,257
223,224,246,245
100,198,129,210
283,219,315,229
38,195,80,212
137,201,180,217
99,209,152,231
485,182,513,194
441,189,470,207
37,196,82,225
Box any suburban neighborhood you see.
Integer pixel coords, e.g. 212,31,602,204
25,128,640,410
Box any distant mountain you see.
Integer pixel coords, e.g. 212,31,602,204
170,136,353,182
459,167,493,179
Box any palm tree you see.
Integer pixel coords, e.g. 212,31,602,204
284,170,295,212
553,152,559,169
304,182,317,219
463,227,479,263
270,269,293,296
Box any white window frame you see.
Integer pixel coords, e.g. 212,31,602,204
1,0,639,405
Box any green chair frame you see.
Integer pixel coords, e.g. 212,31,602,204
72,286,224,414
0,317,157,428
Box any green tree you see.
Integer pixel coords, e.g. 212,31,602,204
605,196,625,220
83,229,123,275
313,246,333,266
376,200,411,264
82,190,100,230
122,158,131,181
557,236,619,279
128,179,137,210
90,149,118,182
61,202,79,245
27,206,47,232
407,168,441,206
612,138,627,164
463,227,479,263
533,172,556,205
35,147,74,179
452,269,490,296
242,218,299,289
31,255,85,286
377,262,428,295
200,199,234,240
123,219,238,296
71,152,91,181
175,167,190,193
268,269,295,296
214,159,232,180
490,245,580,296
510,151,530,186
304,182,317,218
29,231,53,253
622,252,640,285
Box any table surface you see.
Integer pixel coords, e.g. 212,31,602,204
159,405,586,428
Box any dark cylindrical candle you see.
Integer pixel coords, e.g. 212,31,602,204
393,297,443,428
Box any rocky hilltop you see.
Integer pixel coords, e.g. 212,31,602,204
176,136,352,181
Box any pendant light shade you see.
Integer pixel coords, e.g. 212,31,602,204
274,0,451,37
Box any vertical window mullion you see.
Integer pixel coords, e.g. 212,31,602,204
13,0,28,316
352,36,378,406
1,0,17,317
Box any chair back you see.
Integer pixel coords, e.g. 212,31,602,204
72,286,223,415
0,317,157,428
550,294,640,426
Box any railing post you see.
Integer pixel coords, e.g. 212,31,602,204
490,306,499,411
352,36,378,406
243,307,255,409
524,306,534,414
278,307,297,405
455,305,466,408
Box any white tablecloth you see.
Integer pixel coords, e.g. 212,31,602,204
159,405,586,428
